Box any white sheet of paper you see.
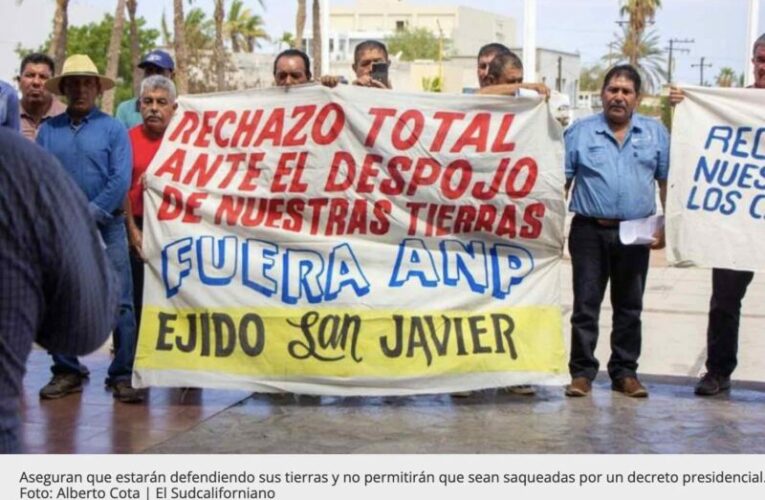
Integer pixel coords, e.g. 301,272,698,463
619,215,664,245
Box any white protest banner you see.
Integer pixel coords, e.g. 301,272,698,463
133,84,567,395
667,86,765,271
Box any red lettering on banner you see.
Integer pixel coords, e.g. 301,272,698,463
391,110,424,150
520,202,545,239
154,149,186,182
435,204,456,236
231,110,263,148
326,199,349,235
168,111,199,144
453,205,477,233
406,202,427,235
157,186,184,220
357,154,384,193
365,108,396,147
264,199,285,228
283,105,316,146
506,157,538,198
325,152,355,191
307,198,329,234
451,113,490,153
495,205,518,238
237,153,265,191
472,158,510,200
474,205,498,233
193,111,218,148
272,152,309,193
380,156,411,195
284,199,305,232
182,153,224,188
241,199,266,226
254,108,285,147
371,200,392,235
181,192,207,223
312,103,345,145
346,199,369,235
215,195,245,225
407,158,441,195
441,160,472,199
218,153,247,189
491,114,516,152
213,111,237,147
431,111,465,152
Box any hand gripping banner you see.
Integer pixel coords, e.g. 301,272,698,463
133,84,567,395
667,86,765,272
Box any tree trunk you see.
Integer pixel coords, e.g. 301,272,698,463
312,0,321,77
295,0,306,52
49,0,70,75
102,0,127,115
173,0,189,95
231,36,240,53
127,0,141,96
214,0,226,91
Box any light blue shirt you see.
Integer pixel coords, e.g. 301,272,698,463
565,112,669,220
0,80,20,132
115,97,143,129
36,108,132,225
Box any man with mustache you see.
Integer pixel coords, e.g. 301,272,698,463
668,34,765,396
124,75,177,353
564,64,669,398
17,53,65,141
36,54,139,403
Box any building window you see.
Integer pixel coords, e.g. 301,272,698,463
396,20,406,31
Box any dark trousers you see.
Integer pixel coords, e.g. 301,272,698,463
705,268,754,377
130,217,144,335
568,216,650,381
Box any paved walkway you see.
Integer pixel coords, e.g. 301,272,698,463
20,250,765,453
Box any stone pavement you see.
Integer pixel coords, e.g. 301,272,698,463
21,250,765,453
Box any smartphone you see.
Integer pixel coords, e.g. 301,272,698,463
370,61,389,86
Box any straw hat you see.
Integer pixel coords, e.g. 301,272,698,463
45,54,115,95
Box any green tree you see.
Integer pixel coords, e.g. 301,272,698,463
605,27,667,94
17,13,159,106
715,67,736,87
226,0,268,53
386,27,448,62
619,0,662,67
580,64,606,91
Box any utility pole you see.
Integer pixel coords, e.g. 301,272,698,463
557,56,562,91
665,38,694,84
691,57,713,86
606,41,619,67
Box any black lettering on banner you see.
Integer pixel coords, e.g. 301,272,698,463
287,311,363,362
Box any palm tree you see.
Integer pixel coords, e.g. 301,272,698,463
102,0,127,115
49,0,70,73
295,0,306,51
312,0,321,77
213,0,225,91
173,0,189,94
280,32,295,50
127,0,141,96
226,0,268,53
605,27,667,94
716,67,736,87
619,0,662,67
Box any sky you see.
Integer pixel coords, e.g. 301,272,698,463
0,0,762,87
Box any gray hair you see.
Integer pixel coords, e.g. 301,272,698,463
140,75,177,101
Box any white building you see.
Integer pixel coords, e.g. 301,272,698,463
304,0,516,62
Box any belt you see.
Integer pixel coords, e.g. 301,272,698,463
575,215,621,228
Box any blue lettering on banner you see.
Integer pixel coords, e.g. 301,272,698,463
160,236,537,303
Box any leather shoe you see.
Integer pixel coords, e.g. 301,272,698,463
694,372,731,396
565,377,592,397
611,376,648,398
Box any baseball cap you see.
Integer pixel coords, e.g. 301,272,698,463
138,50,175,71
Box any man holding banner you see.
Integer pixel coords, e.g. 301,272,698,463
668,34,765,396
565,64,668,398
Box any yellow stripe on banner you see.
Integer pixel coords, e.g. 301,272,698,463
134,307,566,377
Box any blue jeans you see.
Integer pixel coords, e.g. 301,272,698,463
51,216,136,382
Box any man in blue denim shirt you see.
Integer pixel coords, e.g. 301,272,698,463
0,79,20,131
564,64,669,398
36,55,142,403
